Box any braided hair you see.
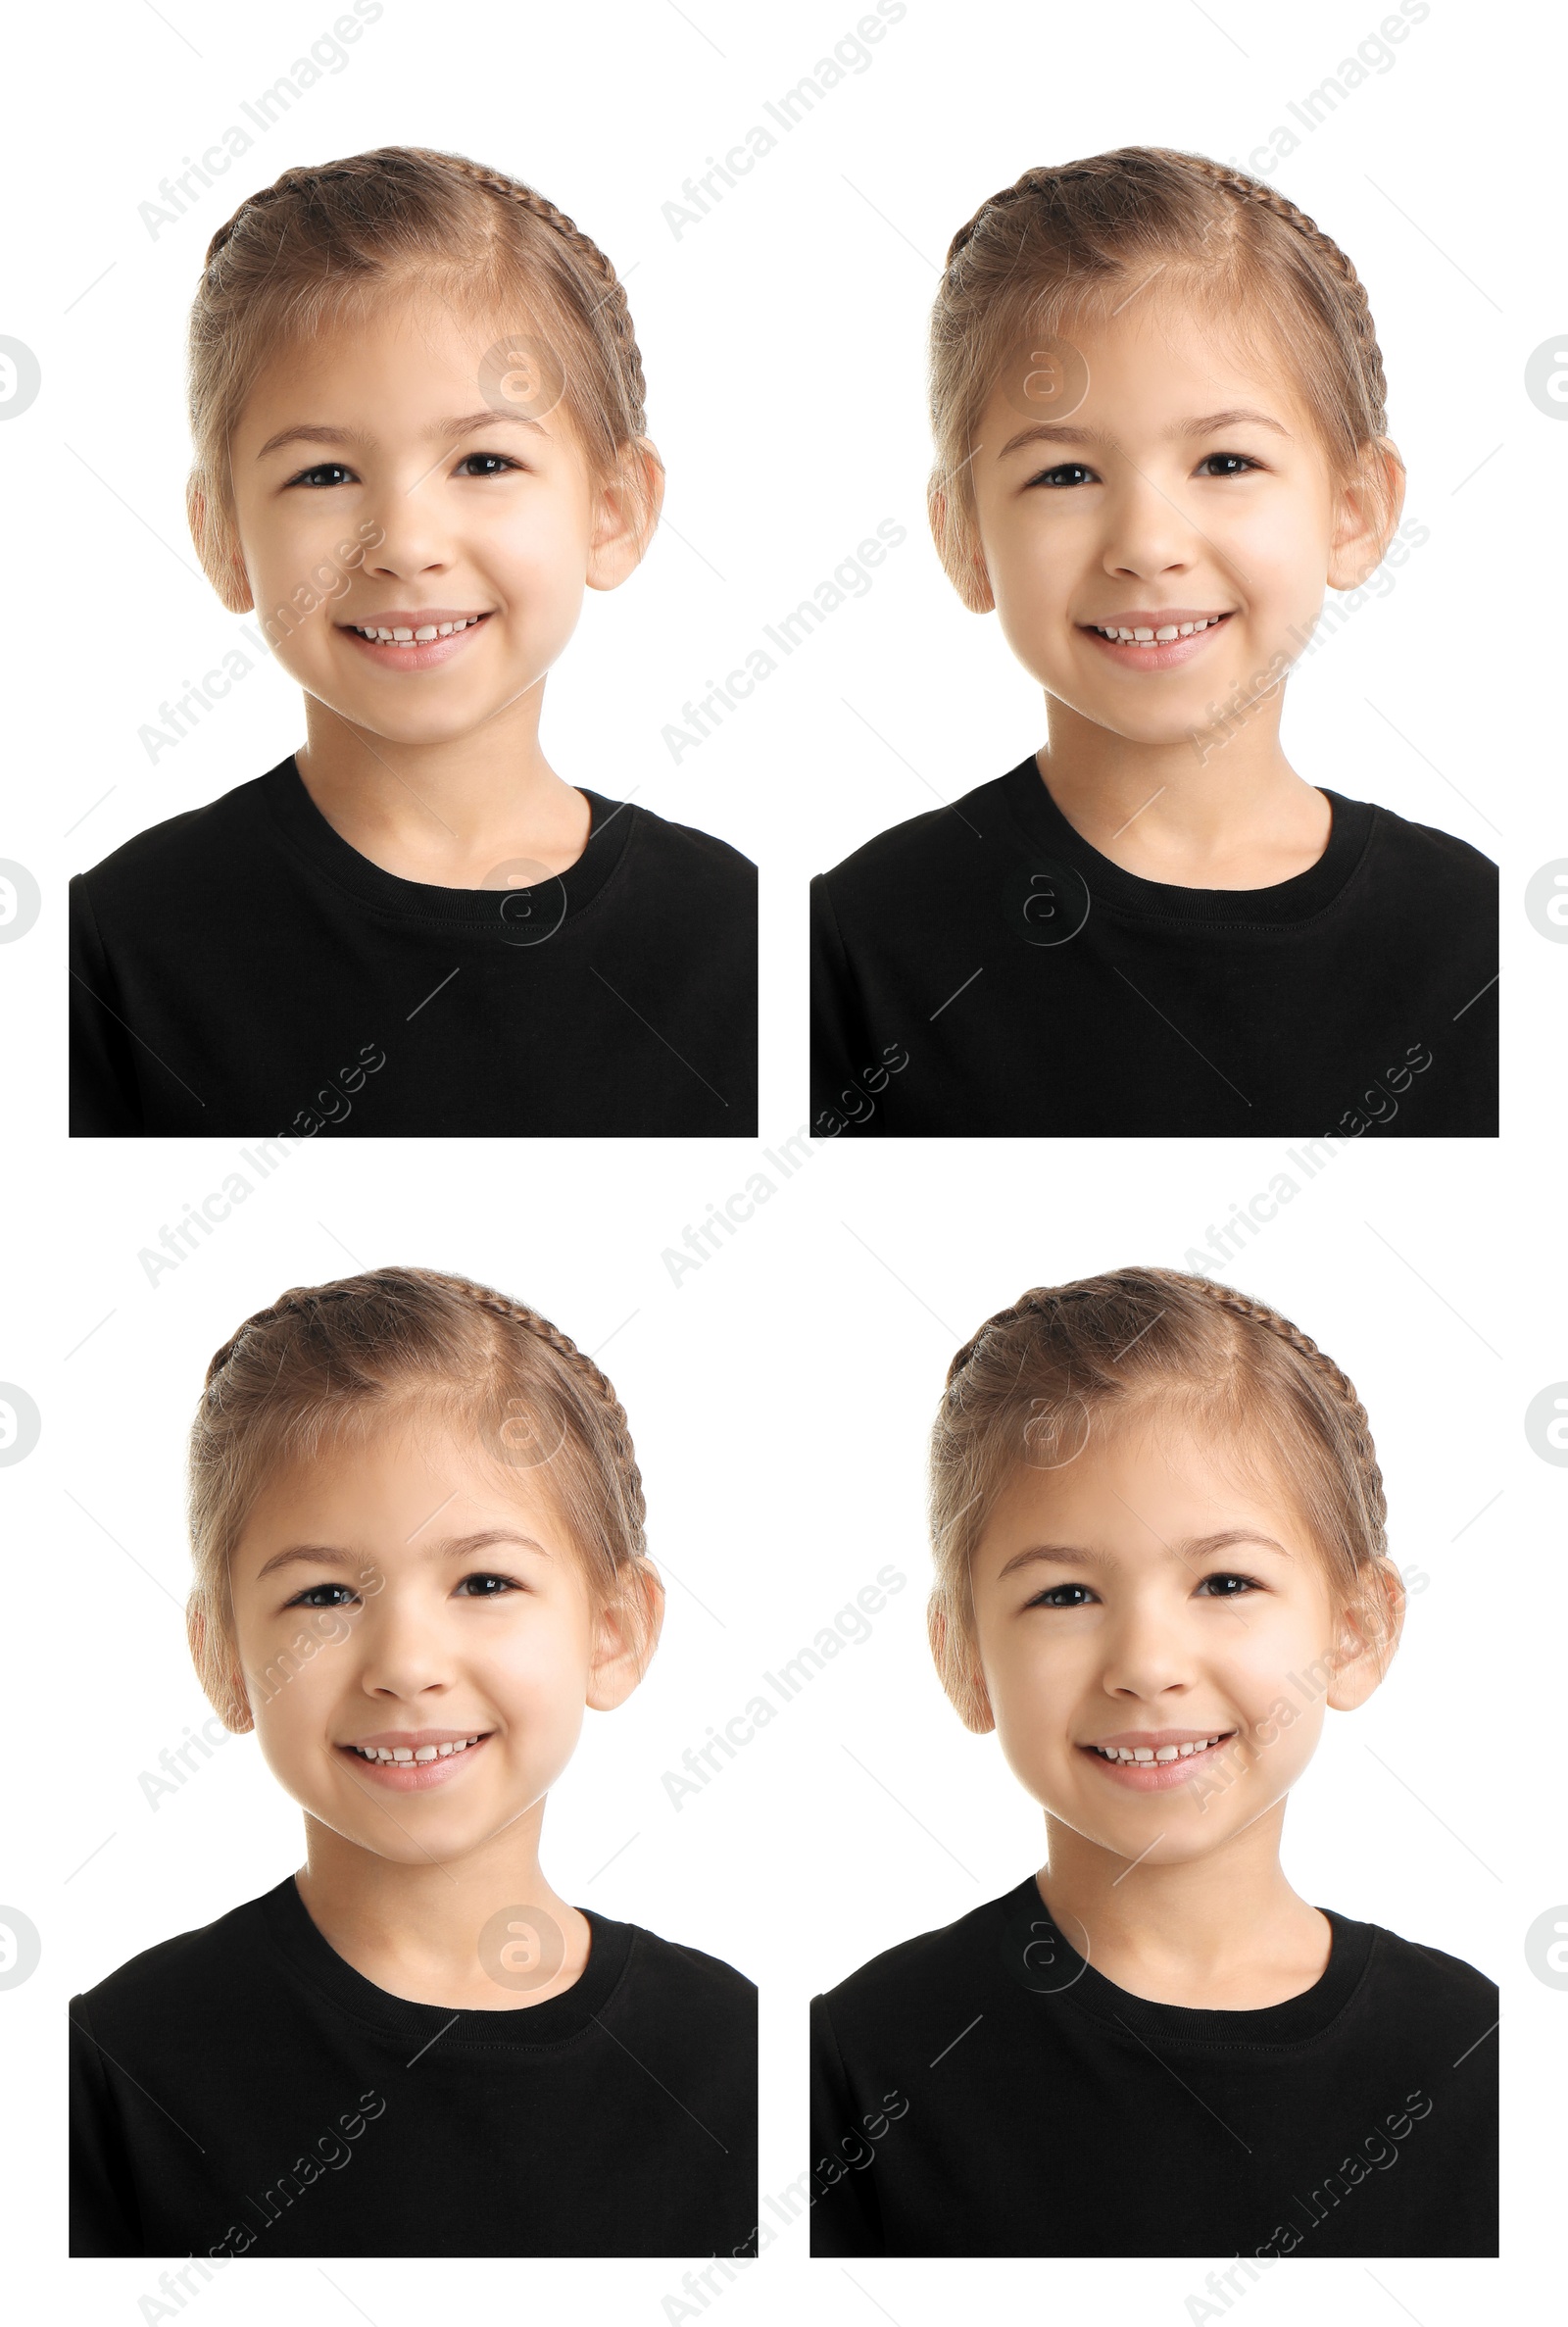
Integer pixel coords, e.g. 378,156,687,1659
186,147,656,613
187,1267,654,1731
927,146,1395,611
928,1266,1396,1731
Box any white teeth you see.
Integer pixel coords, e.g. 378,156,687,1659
1093,1735,1226,1763
1094,616,1225,645
351,1734,483,1764
353,617,483,644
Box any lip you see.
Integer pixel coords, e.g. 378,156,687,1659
336,1730,494,1793
338,609,493,671
1079,1729,1239,1792
1081,609,1234,671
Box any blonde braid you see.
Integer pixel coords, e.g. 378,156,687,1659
1168,1269,1388,1556
204,1268,646,1558
203,1284,358,1389
432,152,649,434
938,146,1388,434
418,1268,648,1558
941,1265,1389,1560
1169,150,1388,432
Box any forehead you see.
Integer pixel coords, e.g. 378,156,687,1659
232,284,569,441
978,280,1314,443
233,1407,572,1564
975,1403,1311,1572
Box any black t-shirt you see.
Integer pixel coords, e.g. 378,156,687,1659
71,1875,758,2258
808,1875,1497,2257
71,759,758,1136
809,759,1497,1137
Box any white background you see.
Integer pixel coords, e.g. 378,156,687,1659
2,0,1563,2318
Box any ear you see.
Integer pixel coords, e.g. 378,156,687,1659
928,483,996,615
928,1592,996,1734
186,1597,256,1735
586,1560,665,1709
585,440,666,593
1324,1558,1405,1710
1325,437,1406,593
186,478,255,616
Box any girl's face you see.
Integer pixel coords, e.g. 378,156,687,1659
965,294,1398,749
224,1416,637,1866
224,292,651,747
966,1410,1388,1867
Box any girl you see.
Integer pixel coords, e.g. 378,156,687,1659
70,1267,757,2258
809,1267,1496,2257
809,148,1496,1137
70,148,757,1137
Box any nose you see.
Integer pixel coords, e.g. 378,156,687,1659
353,1585,458,1704
1097,468,1202,585
359,464,459,581
1096,1588,1203,1706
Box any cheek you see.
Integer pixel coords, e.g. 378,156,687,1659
1231,491,1333,600
475,1602,594,1697
516,519,593,607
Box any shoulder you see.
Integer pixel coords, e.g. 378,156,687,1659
814,775,1013,904
619,1919,757,2021
814,1892,1005,2032
618,800,756,892
1351,796,1497,893
1360,1917,1499,2012
73,770,280,899
71,1885,279,2033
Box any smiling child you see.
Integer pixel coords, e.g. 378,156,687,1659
809,1267,1496,2257
70,148,757,1137
70,1268,757,2258
810,148,1496,1137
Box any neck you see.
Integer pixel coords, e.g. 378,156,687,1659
1036,1802,1328,2007
293,681,593,887
295,1805,590,2010
1038,690,1331,889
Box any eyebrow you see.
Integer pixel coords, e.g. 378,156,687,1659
996,1528,1291,1580
997,408,1291,461
253,1528,551,1582
254,412,549,460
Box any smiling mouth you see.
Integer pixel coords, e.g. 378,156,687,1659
1084,613,1233,646
344,614,491,646
1086,1730,1236,1764
345,1732,490,1764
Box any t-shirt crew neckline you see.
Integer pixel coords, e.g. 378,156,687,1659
1000,1873,1373,2047
261,754,633,930
261,1874,632,2048
1002,755,1375,926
